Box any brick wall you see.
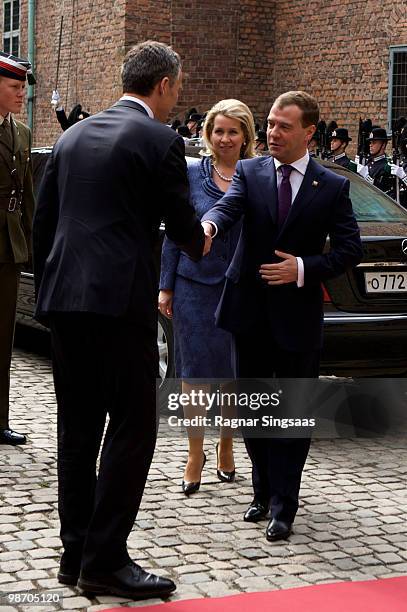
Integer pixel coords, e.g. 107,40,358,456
1,1,406,149
170,0,275,127
236,0,275,127
272,0,407,155
125,0,171,47
34,0,126,146
9,0,126,146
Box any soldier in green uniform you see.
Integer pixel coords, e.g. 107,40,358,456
0,51,35,445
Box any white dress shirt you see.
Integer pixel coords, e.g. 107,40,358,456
274,151,309,202
119,95,154,119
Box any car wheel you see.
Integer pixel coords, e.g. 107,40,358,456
157,313,174,384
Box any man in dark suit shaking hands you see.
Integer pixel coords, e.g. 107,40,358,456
202,91,363,543
33,41,205,599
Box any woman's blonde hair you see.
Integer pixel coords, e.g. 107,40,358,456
202,99,256,162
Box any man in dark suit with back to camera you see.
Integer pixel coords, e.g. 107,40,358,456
33,41,205,600
202,91,363,543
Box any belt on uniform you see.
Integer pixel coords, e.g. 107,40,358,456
0,196,21,212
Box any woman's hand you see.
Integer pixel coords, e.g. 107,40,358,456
158,289,174,319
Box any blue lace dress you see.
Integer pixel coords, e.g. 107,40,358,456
159,156,241,378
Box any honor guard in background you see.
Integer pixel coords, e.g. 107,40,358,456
255,129,268,154
177,124,192,140
329,128,356,170
0,51,35,445
185,109,203,138
51,90,90,132
308,129,319,157
356,118,372,165
390,121,407,207
357,127,394,197
390,161,407,207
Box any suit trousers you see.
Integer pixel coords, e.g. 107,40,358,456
0,263,20,429
49,313,158,574
235,297,320,525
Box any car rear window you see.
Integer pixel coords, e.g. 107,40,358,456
332,167,407,222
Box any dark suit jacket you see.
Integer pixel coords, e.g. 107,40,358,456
33,99,204,329
202,155,363,351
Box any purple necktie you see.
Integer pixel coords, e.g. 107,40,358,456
278,164,293,228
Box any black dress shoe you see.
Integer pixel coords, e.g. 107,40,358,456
243,500,268,522
182,453,206,495
0,429,26,445
266,518,292,542
78,561,176,599
215,443,235,483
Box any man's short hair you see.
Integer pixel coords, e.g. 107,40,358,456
273,91,319,128
121,41,181,96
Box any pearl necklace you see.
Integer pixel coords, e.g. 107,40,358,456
212,163,234,182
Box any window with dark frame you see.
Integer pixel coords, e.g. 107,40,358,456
390,47,407,125
3,0,20,56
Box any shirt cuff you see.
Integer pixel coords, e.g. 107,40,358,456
296,257,304,287
203,221,218,237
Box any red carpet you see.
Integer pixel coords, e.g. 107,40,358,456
100,575,407,611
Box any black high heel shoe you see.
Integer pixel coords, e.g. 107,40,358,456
216,443,236,483
182,453,207,495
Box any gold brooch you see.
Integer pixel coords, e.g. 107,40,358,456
312,180,319,187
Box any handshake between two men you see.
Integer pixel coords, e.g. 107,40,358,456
201,221,299,286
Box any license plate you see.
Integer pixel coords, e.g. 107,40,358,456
365,271,407,293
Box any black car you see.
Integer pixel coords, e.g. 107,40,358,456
16,149,407,379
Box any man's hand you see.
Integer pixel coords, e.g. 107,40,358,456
202,221,214,256
158,289,174,318
259,250,298,285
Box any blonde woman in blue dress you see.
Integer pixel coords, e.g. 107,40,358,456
159,99,256,494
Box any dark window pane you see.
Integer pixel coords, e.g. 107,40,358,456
3,37,10,54
4,2,11,32
391,49,407,123
12,35,19,56
12,0,20,29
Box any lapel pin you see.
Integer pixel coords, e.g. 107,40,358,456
312,180,319,187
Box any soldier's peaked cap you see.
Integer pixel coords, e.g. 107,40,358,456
331,128,352,142
188,113,202,123
367,127,390,141
0,51,36,84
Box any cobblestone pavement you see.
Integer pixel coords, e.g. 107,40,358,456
1,345,406,611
